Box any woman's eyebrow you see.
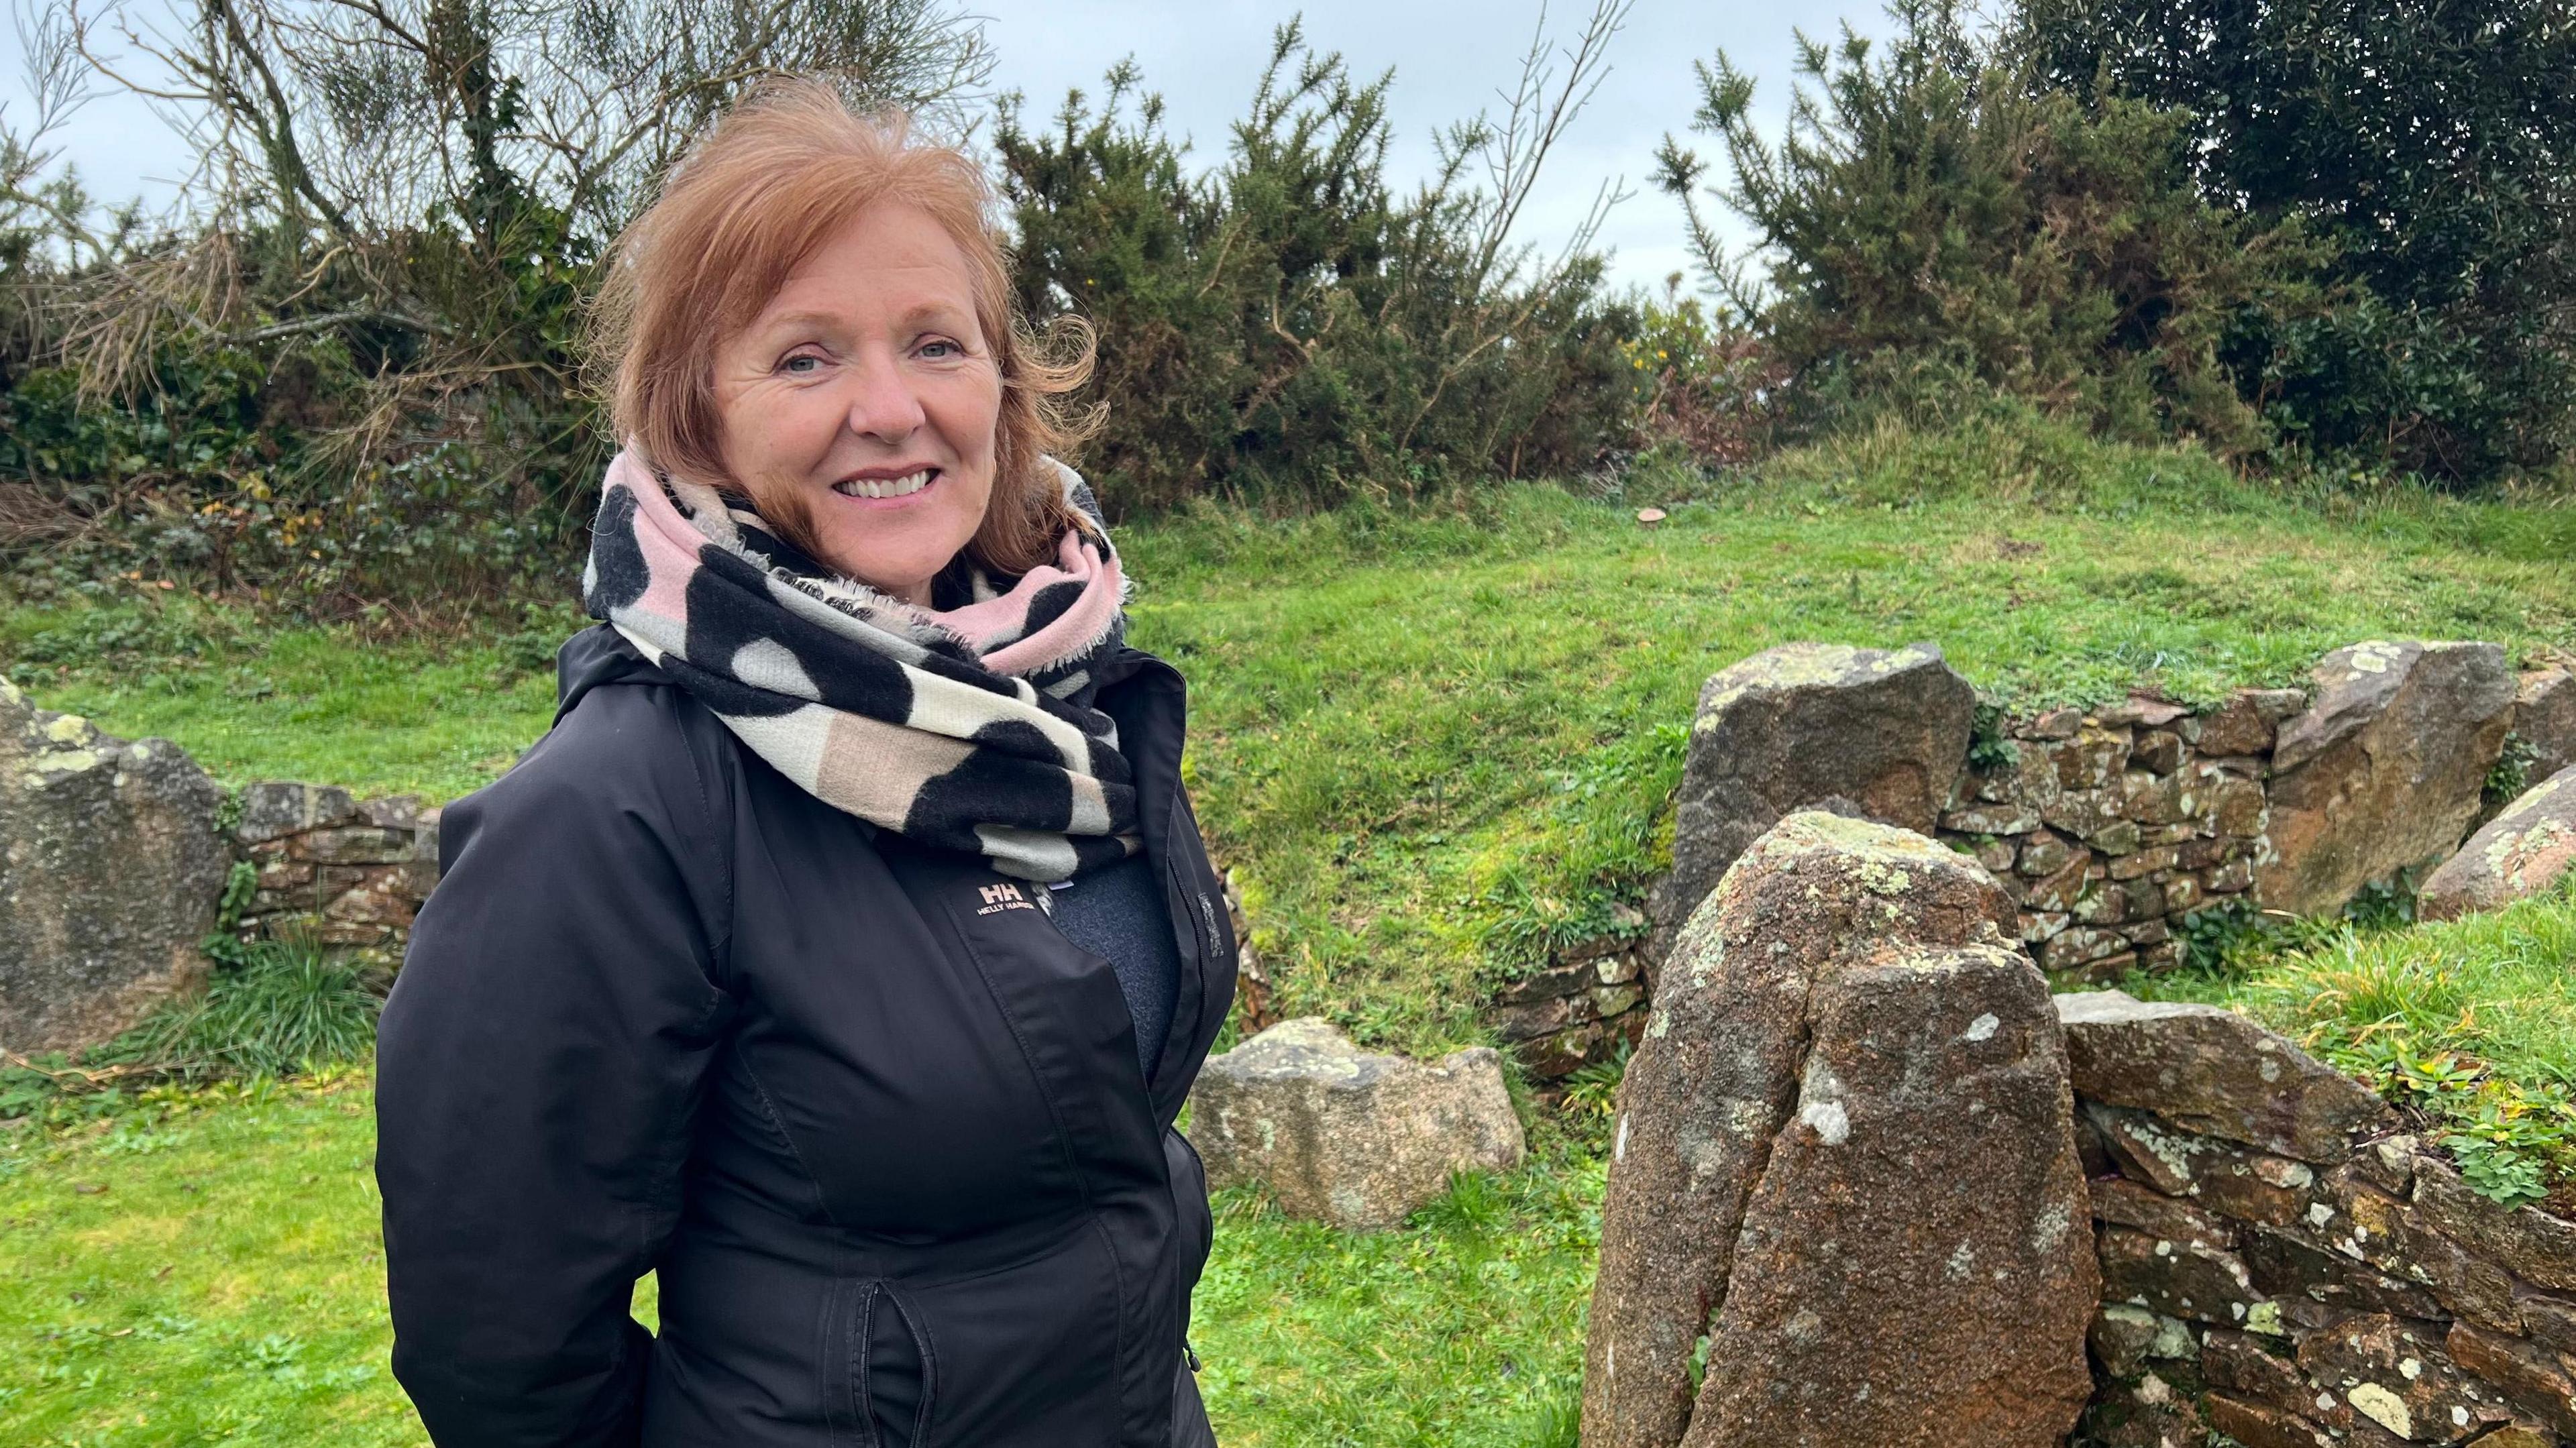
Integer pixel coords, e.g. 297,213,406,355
751,308,849,335
895,300,975,331
751,302,973,335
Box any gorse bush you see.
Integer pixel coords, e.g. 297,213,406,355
992,17,1640,515
3,4,1646,600
1650,0,2576,486
1656,0,2330,459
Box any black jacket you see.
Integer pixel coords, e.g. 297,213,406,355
376,624,1236,1447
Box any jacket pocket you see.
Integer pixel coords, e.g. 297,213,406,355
1165,1127,1215,1304
823,1280,936,1448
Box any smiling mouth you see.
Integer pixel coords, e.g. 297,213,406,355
832,468,937,500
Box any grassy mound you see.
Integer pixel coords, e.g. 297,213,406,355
8,411,2571,1057
3,412,2572,1442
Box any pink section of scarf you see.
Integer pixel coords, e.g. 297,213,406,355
611,450,704,637
610,448,1123,681
942,527,1124,675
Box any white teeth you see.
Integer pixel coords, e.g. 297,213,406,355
833,469,932,500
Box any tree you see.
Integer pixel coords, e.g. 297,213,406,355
991,5,1640,512
2023,0,2576,480
9,0,996,598
1656,0,2326,455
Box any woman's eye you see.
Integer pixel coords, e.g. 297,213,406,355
781,353,822,375
920,339,961,359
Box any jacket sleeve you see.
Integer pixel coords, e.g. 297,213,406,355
376,692,734,1448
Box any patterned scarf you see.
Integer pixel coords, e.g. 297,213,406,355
580,447,1140,881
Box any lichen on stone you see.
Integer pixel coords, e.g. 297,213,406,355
2348,1382,2412,1436
2345,641,2407,677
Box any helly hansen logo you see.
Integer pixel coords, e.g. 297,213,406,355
975,881,1037,916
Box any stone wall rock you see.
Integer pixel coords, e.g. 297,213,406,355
0,677,231,1053
2418,766,2576,922
2057,991,2395,1162
2063,989,2576,1448
2517,669,2576,785
229,782,440,954
1187,1017,1523,1231
1647,642,1975,956
1585,812,2094,1448
2259,641,2516,917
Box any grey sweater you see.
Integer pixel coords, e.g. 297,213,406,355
1046,852,1183,1070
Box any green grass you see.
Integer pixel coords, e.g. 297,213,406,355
0,602,570,801
9,410,2573,1054
5,410,2573,1441
0,1075,1598,1447
0,1076,417,1445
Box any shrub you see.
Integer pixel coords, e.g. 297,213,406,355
1655,0,2330,461
1621,294,1784,470
2025,0,2576,484
991,17,1642,516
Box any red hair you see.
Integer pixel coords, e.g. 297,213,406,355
589,78,1096,575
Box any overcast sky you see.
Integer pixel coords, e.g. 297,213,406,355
1,0,1883,297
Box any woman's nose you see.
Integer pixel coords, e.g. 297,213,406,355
843,347,926,442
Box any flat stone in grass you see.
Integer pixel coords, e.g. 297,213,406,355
1586,811,2094,1448
2258,640,2516,917
1186,1017,1523,1232
1646,641,1976,954
2056,989,2395,1162
2416,765,2576,922
0,677,231,1054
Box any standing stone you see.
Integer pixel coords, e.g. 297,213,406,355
2418,766,2576,922
0,678,231,1054
2514,668,2576,785
1647,642,1976,954
2258,641,2516,917
1585,812,2096,1448
1187,1017,1523,1231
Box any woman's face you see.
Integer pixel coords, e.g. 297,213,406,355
712,200,1001,606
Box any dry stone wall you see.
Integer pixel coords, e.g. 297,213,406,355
1939,689,2299,983
229,781,440,957
2063,990,2576,1448
1502,637,2575,1082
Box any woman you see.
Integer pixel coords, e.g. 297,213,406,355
375,80,1234,1448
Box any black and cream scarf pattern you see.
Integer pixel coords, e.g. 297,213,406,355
580,447,1140,881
